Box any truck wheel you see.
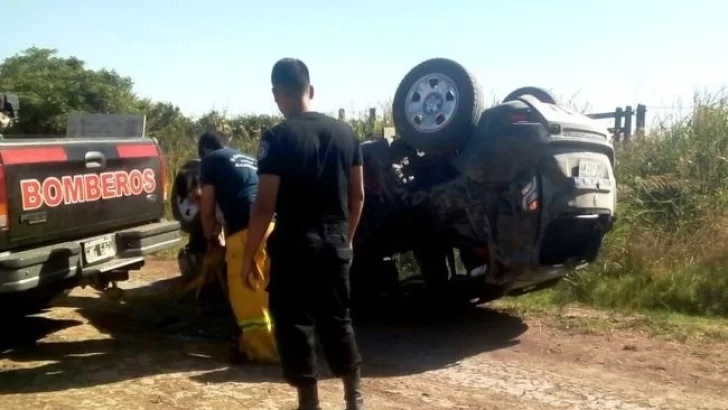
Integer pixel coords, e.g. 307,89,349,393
392,58,483,154
171,159,202,234
502,86,558,105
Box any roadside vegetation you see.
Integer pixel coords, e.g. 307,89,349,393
3,47,728,327
523,92,728,318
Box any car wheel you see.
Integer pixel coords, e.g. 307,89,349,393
392,58,483,154
171,159,201,234
502,86,558,105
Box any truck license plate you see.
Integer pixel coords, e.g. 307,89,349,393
578,160,604,178
83,235,116,264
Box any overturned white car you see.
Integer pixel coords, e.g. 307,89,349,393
171,58,617,312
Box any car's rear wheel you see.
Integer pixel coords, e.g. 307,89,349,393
392,58,483,154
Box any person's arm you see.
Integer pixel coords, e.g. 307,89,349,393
347,137,365,247
243,174,279,259
198,159,222,242
242,131,284,265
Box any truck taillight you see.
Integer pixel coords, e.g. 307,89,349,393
156,146,168,202
0,165,8,231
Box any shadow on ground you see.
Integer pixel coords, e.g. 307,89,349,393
0,282,527,394
0,316,83,353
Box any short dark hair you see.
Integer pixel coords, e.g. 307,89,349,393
271,58,310,95
197,130,226,158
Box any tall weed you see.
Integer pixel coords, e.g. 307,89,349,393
551,92,728,317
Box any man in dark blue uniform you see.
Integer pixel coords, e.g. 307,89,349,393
197,131,278,363
241,58,366,410
197,131,257,244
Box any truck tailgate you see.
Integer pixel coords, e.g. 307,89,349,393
0,138,167,251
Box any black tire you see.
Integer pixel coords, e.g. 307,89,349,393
171,159,202,234
502,87,558,105
392,58,483,154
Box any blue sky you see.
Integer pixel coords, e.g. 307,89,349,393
3,0,726,127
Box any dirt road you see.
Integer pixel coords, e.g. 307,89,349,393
0,261,726,410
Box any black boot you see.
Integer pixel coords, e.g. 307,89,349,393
343,369,365,410
296,384,321,410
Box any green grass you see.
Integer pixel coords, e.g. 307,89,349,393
494,291,728,343
536,91,728,321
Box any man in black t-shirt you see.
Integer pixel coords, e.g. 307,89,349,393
241,59,366,410
197,131,279,364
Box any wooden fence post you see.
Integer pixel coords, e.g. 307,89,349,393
636,104,647,136
586,103,645,142
624,105,633,141
614,107,623,142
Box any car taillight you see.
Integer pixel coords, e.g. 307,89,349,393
0,164,8,231
156,145,168,202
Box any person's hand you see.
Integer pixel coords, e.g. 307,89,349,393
241,257,253,284
242,257,264,290
247,266,265,291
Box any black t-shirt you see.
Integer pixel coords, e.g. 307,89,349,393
198,147,258,235
256,111,363,232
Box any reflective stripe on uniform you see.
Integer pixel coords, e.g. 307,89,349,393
239,317,274,331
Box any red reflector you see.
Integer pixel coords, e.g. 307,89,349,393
474,247,489,259
117,144,158,159
0,147,67,165
0,165,8,230
510,113,528,122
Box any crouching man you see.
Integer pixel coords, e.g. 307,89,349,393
197,131,279,363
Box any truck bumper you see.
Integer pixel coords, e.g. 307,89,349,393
0,220,181,294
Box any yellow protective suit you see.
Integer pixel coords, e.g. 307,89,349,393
217,223,279,364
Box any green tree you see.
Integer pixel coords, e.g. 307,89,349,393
0,47,140,135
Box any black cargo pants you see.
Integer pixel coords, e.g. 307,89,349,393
266,222,362,388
